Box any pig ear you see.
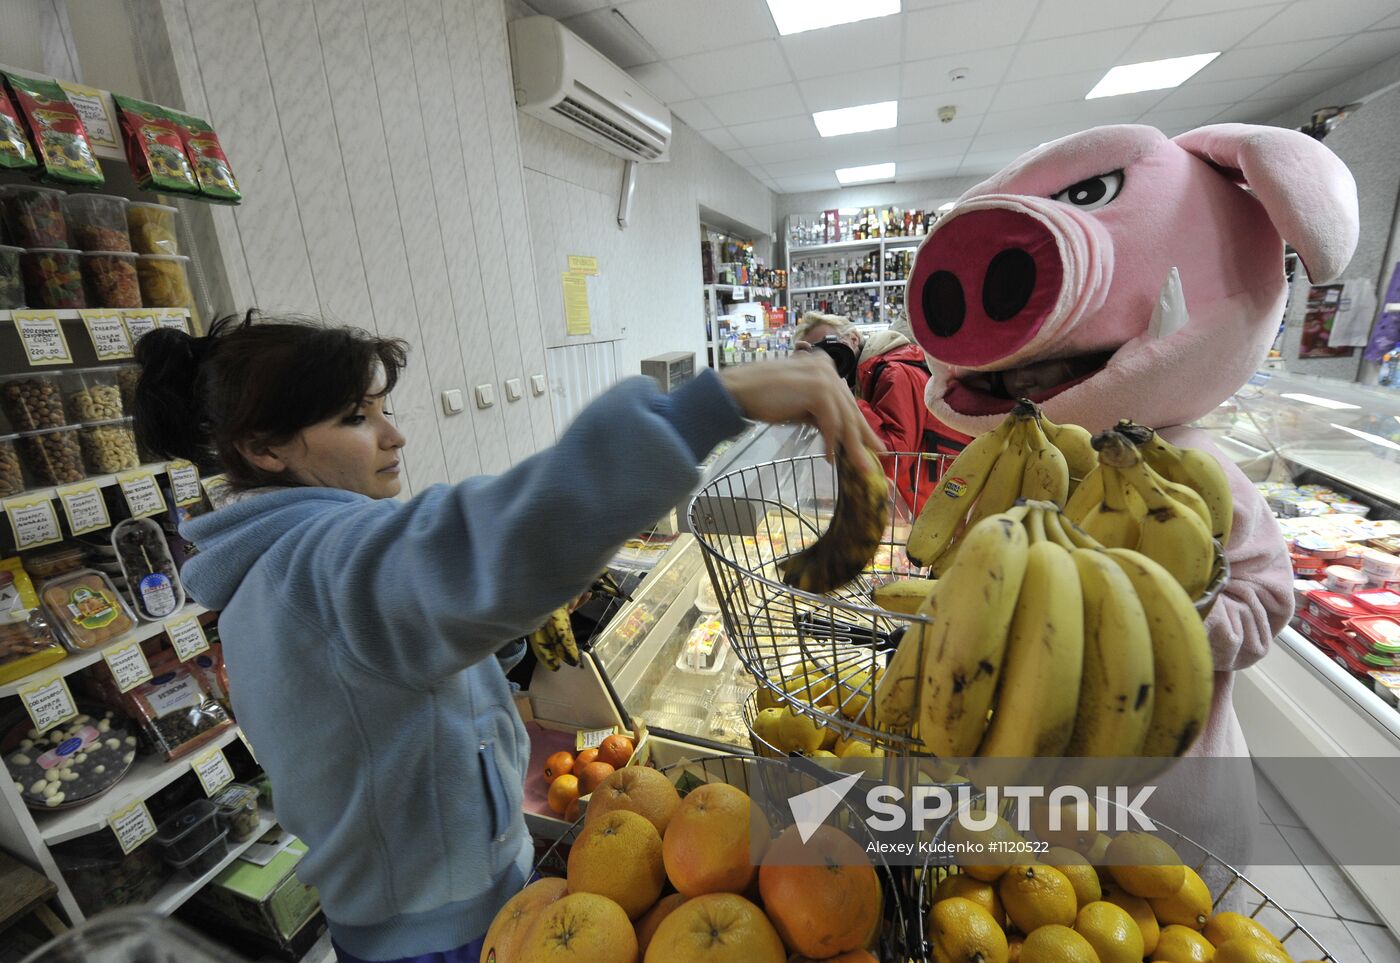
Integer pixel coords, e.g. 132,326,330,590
1173,123,1358,282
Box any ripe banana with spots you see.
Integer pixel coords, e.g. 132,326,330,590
528,606,580,671
1042,418,1098,488
1105,440,1215,599
1140,429,1234,545
1073,432,1143,549
872,576,938,615
906,417,1014,566
1020,415,1071,507
780,445,890,595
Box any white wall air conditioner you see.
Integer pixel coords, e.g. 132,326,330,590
508,15,672,163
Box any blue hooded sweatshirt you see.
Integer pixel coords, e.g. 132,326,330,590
178,372,744,959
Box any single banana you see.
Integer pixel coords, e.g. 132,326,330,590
1066,548,1155,757
1142,460,1212,534
528,606,579,671
1020,416,1071,507
1043,418,1098,485
965,419,1032,530
1141,432,1234,545
873,576,937,615
1113,453,1215,600
977,526,1084,757
916,512,1030,757
874,602,933,730
1104,548,1215,757
1041,507,1082,552
1078,463,1142,548
906,418,1014,566
1064,464,1104,521
780,445,890,594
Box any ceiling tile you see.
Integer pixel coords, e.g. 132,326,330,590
1024,0,1167,42
670,99,723,130
1246,66,1365,105
797,65,902,113
970,122,1086,153
724,146,755,165
530,1,614,17
702,127,741,151
959,148,1029,175
904,0,1040,62
902,88,997,124
805,130,900,166
1158,0,1282,18
613,0,777,58
901,46,1016,97
775,172,841,193
764,156,847,178
779,15,908,80
1296,28,1400,74
746,139,824,164
990,69,1107,111
978,89,1164,133
1002,26,1142,83
705,83,806,125
1118,5,1286,62
626,62,695,103
897,156,968,179
895,135,974,160
1208,96,1304,124
1135,103,1233,135
729,114,820,147
1150,75,1272,109
1190,38,1342,82
1240,0,1399,47
669,40,793,97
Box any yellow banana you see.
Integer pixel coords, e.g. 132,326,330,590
1066,548,1155,757
1141,432,1234,545
1041,507,1082,552
965,420,1032,530
528,606,579,671
906,418,1014,566
977,530,1084,757
1078,463,1142,548
1064,465,1104,521
1113,454,1215,600
1020,416,1071,507
780,445,890,594
873,576,938,615
874,601,933,731
1043,418,1098,487
916,512,1030,757
1142,460,1212,533
1104,548,1215,757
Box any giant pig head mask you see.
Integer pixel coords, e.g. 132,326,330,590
908,123,1359,435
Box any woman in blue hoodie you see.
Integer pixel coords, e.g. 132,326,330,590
133,312,878,963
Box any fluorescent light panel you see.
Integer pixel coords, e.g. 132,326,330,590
1086,52,1220,99
836,162,895,185
766,0,900,35
1280,392,1361,411
814,100,897,137
1331,423,1400,453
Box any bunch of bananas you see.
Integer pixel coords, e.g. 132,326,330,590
906,400,1096,573
874,501,1214,760
1065,427,1230,600
527,606,580,671
779,444,891,595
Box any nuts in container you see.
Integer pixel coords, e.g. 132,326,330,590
116,365,140,412
1,374,66,430
0,434,25,497
81,251,141,308
17,426,85,486
65,369,124,422
80,420,139,474
62,193,131,252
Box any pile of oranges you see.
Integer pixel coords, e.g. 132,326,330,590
542,733,635,820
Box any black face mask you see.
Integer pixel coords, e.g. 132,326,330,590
812,334,858,385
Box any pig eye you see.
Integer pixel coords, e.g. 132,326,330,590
1051,171,1123,211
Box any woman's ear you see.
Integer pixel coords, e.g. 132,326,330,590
235,438,287,476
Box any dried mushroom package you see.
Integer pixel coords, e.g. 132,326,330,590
112,95,197,195
0,83,37,170
4,73,103,186
166,109,240,204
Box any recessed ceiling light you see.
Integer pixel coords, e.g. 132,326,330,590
1280,392,1361,411
836,162,895,185
1085,52,1220,99
814,100,898,137
766,0,901,36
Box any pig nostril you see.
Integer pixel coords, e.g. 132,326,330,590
921,270,965,337
982,248,1037,322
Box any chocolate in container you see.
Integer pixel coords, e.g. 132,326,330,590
1,707,137,811
112,517,184,620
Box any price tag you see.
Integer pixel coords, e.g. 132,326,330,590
58,81,119,149
117,470,166,518
121,310,159,344
167,460,203,506
108,800,157,855
80,310,134,360
103,640,153,693
200,472,231,505
157,310,190,332
167,615,209,662
56,481,110,535
575,726,621,751
17,675,78,734
4,495,62,549
192,746,235,796
13,311,73,366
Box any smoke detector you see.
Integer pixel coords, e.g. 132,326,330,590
948,67,970,83
938,105,957,124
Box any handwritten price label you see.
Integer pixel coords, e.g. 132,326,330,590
13,311,73,365
166,616,209,662
108,800,157,855
17,675,78,734
157,310,190,333
118,470,166,519
4,496,62,549
56,481,110,535
121,310,159,344
167,461,203,506
192,746,235,796
81,310,134,360
103,640,153,693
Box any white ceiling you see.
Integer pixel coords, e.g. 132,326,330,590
527,0,1400,194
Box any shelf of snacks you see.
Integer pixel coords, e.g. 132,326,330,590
149,809,278,916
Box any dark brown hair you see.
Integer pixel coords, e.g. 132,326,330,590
134,310,408,488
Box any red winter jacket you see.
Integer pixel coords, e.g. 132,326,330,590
856,340,972,513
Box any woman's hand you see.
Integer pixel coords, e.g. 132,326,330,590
719,353,885,459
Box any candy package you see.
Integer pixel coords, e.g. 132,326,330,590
112,95,197,195
0,82,37,170
167,109,240,204
5,73,103,186
122,648,232,760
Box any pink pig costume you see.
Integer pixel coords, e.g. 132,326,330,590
906,124,1359,854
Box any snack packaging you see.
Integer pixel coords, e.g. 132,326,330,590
123,648,233,760
0,557,41,610
188,644,229,710
22,543,87,581
112,95,197,195
0,82,37,170
111,517,184,620
167,109,241,204
4,73,103,186
0,605,65,686
40,568,135,651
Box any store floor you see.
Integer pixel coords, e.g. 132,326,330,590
1249,764,1400,962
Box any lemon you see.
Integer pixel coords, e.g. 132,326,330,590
819,725,839,750
774,707,824,753
933,873,1004,925
1045,846,1101,908
1081,832,1112,864
836,665,881,720
1213,937,1293,963
1203,913,1285,951
808,749,838,758
929,896,1009,963
1103,883,1161,955
1020,924,1098,963
834,737,884,759
1075,900,1145,963
951,810,1027,883
1153,924,1217,962
1150,867,1213,930
1007,934,1024,963
1029,797,1100,851
751,707,785,752
1000,865,1078,932
1106,833,1187,898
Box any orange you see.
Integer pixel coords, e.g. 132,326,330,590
566,810,665,920
480,877,566,963
576,747,599,768
759,826,879,959
518,891,636,962
546,775,579,816
584,766,682,836
642,892,786,962
543,751,573,785
662,783,769,897
563,797,580,823
577,761,615,795
597,734,635,769
634,893,685,957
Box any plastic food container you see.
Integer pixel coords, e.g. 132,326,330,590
212,783,261,843
1306,590,1367,630
114,363,140,412
49,829,169,916
80,418,140,474
1,373,67,430
1334,501,1370,516
122,656,233,760
0,244,24,308
23,543,87,580
135,253,192,307
17,426,85,486
127,201,179,255
1295,608,1344,648
1362,549,1400,582
155,797,224,864
1347,616,1400,654
112,517,184,620
64,367,124,422
63,193,131,252
80,250,141,308
0,185,68,247
1325,564,1369,595
0,606,65,686
2,706,137,811
20,247,85,308
1294,534,1347,559
0,433,24,496
170,828,230,877
1356,589,1400,617
39,568,136,651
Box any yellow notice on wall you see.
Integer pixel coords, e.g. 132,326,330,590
561,272,592,336
567,255,599,275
